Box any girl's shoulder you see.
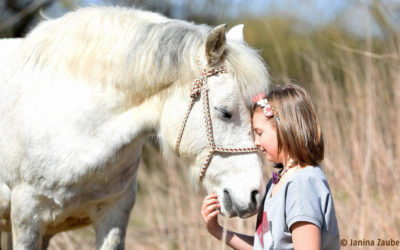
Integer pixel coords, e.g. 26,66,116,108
264,165,329,192
284,165,336,230
289,165,330,188
282,165,333,203
262,165,332,204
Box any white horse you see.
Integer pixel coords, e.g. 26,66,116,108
0,6,269,250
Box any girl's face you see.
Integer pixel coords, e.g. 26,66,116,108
252,110,285,164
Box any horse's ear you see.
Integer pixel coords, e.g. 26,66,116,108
227,24,245,43
205,24,227,66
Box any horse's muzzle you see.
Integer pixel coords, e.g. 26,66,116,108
221,188,260,218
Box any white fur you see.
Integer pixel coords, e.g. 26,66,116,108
0,6,269,249
227,24,245,42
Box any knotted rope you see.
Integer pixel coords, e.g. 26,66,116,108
175,66,258,182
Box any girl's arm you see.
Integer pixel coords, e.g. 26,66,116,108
291,221,321,250
201,194,254,250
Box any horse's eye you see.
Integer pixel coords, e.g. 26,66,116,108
214,107,232,119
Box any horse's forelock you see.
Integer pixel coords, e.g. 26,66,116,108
224,41,270,108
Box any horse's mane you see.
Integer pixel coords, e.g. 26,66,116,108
19,6,269,105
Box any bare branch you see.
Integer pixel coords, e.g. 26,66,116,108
0,0,54,33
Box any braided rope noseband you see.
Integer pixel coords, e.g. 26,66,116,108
175,65,258,182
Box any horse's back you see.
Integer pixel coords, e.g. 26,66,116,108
0,38,23,94
0,38,23,52
0,38,23,72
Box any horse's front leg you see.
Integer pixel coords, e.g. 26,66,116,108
92,178,137,250
11,184,44,250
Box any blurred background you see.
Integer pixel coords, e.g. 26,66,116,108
1,0,399,249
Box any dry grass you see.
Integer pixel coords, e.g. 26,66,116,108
309,40,400,248
48,19,400,250
49,41,400,249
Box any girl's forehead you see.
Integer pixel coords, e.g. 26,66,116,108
252,110,268,127
252,110,277,130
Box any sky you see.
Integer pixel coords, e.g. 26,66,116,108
256,0,383,36
169,0,349,25
255,0,348,25
45,0,394,37
67,0,348,22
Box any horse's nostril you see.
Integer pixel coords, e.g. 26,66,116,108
223,188,233,209
251,190,259,208
223,189,230,199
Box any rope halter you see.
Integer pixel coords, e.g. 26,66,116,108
175,65,259,182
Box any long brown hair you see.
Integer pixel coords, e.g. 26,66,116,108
254,84,324,168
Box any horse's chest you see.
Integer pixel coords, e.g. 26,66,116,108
61,139,143,204
45,139,142,228
3,80,146,228
14,81,143,200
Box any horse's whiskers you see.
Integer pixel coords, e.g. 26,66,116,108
221,216,228,250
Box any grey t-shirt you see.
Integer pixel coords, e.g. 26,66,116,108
254,165,340,250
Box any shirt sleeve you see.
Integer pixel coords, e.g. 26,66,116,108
285,173,331,231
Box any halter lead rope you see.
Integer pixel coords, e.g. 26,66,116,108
175,66,258,182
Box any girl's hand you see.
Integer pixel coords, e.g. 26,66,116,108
201,193,222,238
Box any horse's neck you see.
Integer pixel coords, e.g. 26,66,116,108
116,95,164,139
0,38,23,77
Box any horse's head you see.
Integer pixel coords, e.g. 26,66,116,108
161,24,269,218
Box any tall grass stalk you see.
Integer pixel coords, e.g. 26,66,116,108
49,19,399,250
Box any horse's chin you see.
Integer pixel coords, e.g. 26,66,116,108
239,210,258,219
219,209,237,218
219,206,258,219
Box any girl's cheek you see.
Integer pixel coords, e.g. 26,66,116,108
259,133,266,143
254,134,259,144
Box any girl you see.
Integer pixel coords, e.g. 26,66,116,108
201,84,340,250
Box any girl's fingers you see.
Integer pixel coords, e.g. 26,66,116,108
201,194,220,222
203,196,219,205
202,196,219,210
208,210,219,219
202,201,220,219
204,210,219,223
202,202,219,216
204,194,218,203
204,199,219,208
202,201,219,213
206,204,220,213
206,193,218,200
